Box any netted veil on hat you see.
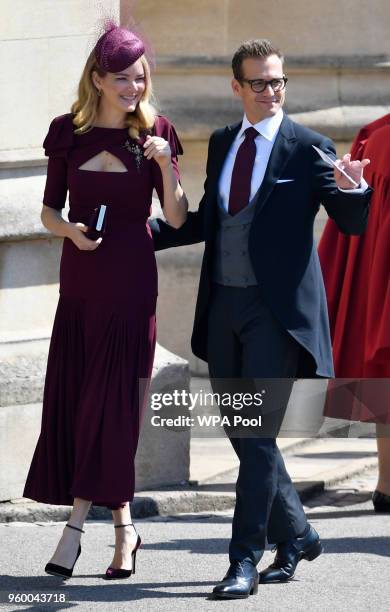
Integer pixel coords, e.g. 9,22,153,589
94,22,145,72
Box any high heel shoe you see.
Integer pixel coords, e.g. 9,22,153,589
372,490,390,513
105,523,141,580
45,523,84,579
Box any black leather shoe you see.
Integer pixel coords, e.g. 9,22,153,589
372,490,390,513
259,524,323,583
212,561,259,599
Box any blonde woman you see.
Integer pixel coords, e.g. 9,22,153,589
23,22,187,580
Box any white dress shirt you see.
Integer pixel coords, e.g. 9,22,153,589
218,109,367,211
218,110,284,212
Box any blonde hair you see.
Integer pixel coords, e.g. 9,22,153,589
71,49,157,139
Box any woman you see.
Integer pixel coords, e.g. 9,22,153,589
23,22,188,578
319,114,390,512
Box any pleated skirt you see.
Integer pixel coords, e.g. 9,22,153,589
23,293,156,508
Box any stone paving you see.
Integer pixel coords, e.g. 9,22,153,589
1,466,389,612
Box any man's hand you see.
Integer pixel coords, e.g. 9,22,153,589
334,153,370,190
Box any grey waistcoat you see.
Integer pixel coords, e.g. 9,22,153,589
212,194,258,287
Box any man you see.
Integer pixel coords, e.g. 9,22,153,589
150,39,371,599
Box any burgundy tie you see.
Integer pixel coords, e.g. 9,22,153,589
228,126,259,216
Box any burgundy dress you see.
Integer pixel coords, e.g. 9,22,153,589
23,113,182,508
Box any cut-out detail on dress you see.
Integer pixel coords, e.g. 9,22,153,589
78,150,128,173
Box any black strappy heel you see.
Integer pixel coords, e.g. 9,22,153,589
105,523,141,580
45,523,85,580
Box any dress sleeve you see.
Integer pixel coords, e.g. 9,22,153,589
152,115,183,207
42,114,74,210
43,157,68,210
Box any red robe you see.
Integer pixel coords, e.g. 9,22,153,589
318,115,390,422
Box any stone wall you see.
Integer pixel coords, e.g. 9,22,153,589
0,0,121,156
129,0,390,57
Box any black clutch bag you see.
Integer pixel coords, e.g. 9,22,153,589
85,204,107,240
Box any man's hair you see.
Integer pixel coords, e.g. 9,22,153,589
232,39,284,80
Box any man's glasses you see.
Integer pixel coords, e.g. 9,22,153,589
239,77,288,93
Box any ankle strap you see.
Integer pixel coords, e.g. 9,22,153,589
114,523,133,528
66,523,85,533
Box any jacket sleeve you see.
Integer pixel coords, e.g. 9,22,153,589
149,131,216,251
311,136,372,235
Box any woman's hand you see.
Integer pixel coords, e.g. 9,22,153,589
66,222,102,251
40,206,101,250
143,135,172,169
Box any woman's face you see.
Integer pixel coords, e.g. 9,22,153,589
93,58,146,113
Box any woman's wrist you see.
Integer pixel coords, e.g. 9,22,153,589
159,159,174,173
59,220,72,239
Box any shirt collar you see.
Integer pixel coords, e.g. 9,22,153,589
238,109,284,143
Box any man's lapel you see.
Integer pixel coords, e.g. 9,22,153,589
204,121,241,238
209,122,241,195
253,114,298,217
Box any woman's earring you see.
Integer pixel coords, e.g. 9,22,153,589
97,89,102,97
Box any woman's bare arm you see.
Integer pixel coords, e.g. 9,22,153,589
143,135,188,228
157,163,188,228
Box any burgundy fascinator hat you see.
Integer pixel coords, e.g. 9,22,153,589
94,21,146,72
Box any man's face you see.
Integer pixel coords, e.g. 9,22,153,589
232,55,286,123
